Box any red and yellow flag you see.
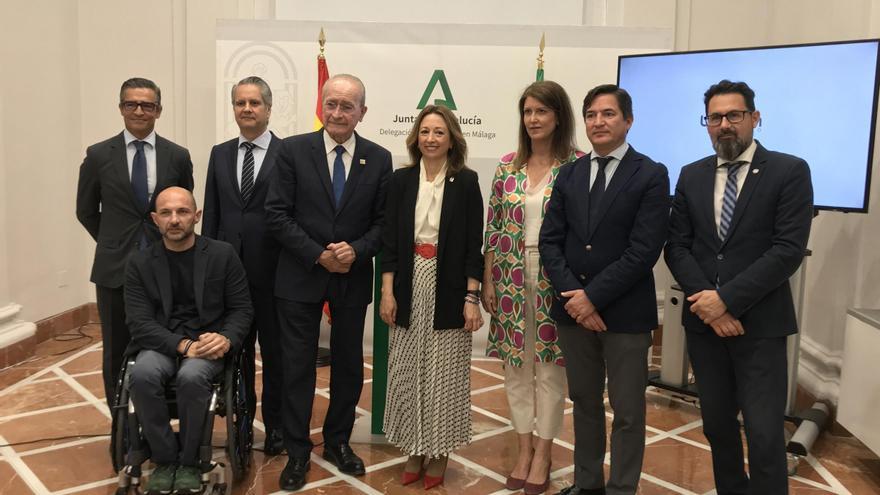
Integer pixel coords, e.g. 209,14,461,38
314,28,330,131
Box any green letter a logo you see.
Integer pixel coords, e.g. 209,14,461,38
417,70,457,110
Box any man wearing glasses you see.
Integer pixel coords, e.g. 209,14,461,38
665,80,813,494
76,77,194,412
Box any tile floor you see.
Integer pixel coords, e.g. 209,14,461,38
1,323,879,494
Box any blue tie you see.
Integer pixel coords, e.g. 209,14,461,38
719,161,746,241
332,145,346,206
131,140,149,211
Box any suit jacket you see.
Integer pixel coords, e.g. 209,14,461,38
76,132,194,288
382,165,484,329
664,141,813,338
540,146,670,332
202,133,282,289
123,235,253,357
264,129,392,306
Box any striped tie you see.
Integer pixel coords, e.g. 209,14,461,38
240,142,256,204
719,161,746,241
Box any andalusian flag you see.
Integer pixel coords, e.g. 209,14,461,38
314,28,330,131
536,33,545,81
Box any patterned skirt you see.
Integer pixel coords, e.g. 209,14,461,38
383,254,473,457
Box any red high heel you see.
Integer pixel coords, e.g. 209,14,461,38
423,455,447,490
523,461,551,494
401,469,423,485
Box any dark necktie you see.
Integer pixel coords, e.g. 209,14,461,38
131,140,149,211
719,161,746,240
240,142,256,204
589,156,613,224
332,145,346,206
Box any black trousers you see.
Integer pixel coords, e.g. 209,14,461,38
96,284,130,411
276,297,366,459
241,284,283,432
686,331,789,495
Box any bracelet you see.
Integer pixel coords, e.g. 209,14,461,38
464,298,480,305
182,339,195,356
466,289,481,297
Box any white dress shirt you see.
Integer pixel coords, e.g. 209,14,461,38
590,142,630,190
414,161,447,245
237,129,272,187
123,129,157,199
713,139,757,236
323,130,356,182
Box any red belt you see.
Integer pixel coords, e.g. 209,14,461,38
414,243,437,259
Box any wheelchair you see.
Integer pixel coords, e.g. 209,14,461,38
110,350,253,495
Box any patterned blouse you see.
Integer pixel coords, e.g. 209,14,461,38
484,151,584,367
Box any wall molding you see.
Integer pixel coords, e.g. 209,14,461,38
797,334,843,404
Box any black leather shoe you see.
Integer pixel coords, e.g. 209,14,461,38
555,487,606,495
322,443,365,475
279,457,310,491
263,429,285,456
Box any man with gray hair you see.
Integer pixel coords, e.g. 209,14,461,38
203,75,285,455
76,77,194,413
265,74,392,491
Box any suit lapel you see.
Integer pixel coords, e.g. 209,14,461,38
691,158,721,245
437,169,459,262
154,136,170,202
253,133,279,186
194,236,208,316
111,133,142,213
572,157,592,242
311,131,336,207
588,148,641,239
722,144,767,247
224,139,243,207
152,245,173,320
336,133,366,215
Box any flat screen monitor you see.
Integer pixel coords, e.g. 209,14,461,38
618,39,879,212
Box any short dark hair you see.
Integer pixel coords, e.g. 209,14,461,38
582,84,633,120
514,80,578,169
704,79,756,112
119,77,161,105
405,105,468,174
231,76,273,107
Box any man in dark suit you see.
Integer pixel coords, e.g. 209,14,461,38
540,84,670,495
76,77,194,410
665,80,813,494
202,76,284,455
124,187,252,495
265,73,392,491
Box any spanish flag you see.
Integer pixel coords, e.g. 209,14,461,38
314,55,330,131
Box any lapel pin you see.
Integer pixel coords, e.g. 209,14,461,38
449,176,455,183
752,168,759,174
359,158,366,165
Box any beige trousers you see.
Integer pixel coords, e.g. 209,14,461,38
504,248,567,439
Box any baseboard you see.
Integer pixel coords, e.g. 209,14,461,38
0,302,97,370
797,334,842,404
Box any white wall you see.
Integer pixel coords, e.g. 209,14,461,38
1,0,878,405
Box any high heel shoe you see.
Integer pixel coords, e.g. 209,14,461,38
401,455,425,486
522,461,551,495
423,455,447,490
505,474,526,490
402,469,423,486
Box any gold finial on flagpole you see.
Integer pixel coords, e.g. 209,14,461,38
318,27,326,59
537,32,545,69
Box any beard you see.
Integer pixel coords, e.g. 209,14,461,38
712,130,751,161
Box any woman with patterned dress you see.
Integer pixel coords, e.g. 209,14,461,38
380,104,484,489
483,80,583,494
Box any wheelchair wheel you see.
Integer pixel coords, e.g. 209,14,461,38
110,361,133,473
224,357,252,481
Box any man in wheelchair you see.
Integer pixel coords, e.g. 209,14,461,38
123,187,253,494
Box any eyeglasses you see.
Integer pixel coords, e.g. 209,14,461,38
701,110,752,127
120,101,160,114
